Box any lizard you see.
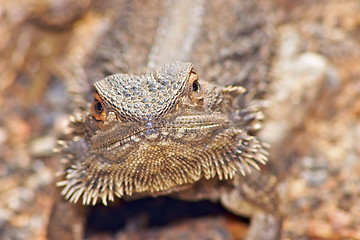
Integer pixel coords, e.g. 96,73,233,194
47,0,282,239
57,62,269,204
48,62,281,240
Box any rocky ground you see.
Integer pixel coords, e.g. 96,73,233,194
0,0,360,239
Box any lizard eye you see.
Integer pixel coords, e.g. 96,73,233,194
192,80,200,92
94,99,103,114
188,71,204,102
91,93,106,121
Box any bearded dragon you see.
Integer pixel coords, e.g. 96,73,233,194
47,0,281,239
48,62,281,240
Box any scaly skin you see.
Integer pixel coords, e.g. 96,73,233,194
57,62,268,205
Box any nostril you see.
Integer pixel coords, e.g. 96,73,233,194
144,121,157,135
144,122,154,128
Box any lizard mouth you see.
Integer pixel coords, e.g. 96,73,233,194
90,114,229,152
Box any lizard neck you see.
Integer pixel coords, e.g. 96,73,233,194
147,0,206,70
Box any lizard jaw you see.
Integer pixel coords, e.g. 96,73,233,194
57,126,268,206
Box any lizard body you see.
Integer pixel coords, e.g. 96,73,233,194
48,0,281,239
49,62,280,240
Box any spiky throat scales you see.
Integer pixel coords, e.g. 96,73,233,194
58,62,268,205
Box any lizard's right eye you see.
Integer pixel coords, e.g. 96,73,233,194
94,99,103,114
91,93,106,121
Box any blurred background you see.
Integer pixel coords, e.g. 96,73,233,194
0,0,360,239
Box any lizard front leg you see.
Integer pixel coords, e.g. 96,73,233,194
221,171,282,240
47,192,87,240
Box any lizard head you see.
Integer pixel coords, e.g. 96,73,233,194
58,62,268,205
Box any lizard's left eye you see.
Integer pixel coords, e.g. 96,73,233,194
192,80,200,92
188,71,204,103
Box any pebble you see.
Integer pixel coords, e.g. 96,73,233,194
6,187,34,212
29,135,56,157
28,160,54,188
0,127,8,145
0,208,13,224
301,156,329,186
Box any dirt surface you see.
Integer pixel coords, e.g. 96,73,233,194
0,0,360,239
